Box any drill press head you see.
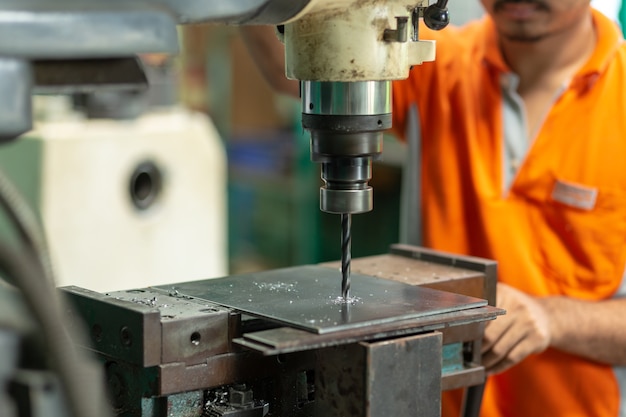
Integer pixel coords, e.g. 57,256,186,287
283,0,449,215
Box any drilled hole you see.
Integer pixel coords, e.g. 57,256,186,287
120,326,132,347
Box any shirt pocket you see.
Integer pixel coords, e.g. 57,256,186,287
521,176,626,299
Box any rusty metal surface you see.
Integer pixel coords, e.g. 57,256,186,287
390,244,498,305
442,365,485,391
321,254,483,284
323,253,487,295
321,254,489,304
314,333,442,417
158,351,315,395
366,333,442,417
234,305,503,355
156,265,487,335
62,286,231,367
440,321,484,345
63,286,162,367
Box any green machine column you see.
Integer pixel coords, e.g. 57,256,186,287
621,0,626,36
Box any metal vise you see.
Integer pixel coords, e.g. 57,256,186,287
62,245,502,417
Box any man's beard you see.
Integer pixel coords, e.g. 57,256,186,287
493,0,552,42
503,32,549,43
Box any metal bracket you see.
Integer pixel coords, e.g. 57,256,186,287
383,16,408,43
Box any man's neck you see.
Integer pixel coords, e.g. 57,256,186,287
499,13,596,93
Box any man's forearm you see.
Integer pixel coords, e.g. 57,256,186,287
539,295,626,365
482,283,626,374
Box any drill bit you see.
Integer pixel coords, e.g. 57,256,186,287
341,213,352,299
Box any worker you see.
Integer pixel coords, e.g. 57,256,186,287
242,0,626,415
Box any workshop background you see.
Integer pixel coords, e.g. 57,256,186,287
190,0,625,275
0,1,622,291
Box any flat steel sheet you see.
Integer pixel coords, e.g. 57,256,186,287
155,265,486,335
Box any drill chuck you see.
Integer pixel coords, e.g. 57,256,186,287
311,131,377,214
302,81,391,215
319,156,372,214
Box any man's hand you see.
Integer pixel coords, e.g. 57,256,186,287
482,283,551,375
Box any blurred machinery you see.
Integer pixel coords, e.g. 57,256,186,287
0,1,501,417
0,94,227,292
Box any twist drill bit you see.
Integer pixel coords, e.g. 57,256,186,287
341,213,352,299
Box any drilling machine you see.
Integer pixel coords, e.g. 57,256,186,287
0,1,502,417
286,0,451,298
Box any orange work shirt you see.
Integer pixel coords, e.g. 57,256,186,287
392,9,626,417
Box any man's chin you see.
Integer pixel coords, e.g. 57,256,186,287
496,22,549,43
502,33,547,43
